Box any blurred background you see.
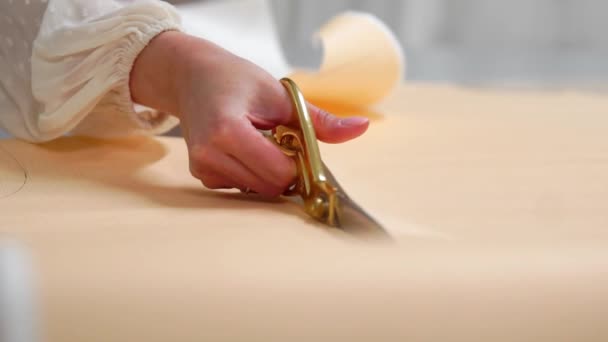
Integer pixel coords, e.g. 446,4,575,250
1,0,606,139
159,0,608,138
269,0,607,89
169,0,608,88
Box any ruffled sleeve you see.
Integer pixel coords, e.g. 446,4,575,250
16,0,181,141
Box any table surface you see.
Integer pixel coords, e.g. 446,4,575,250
1,84,608,342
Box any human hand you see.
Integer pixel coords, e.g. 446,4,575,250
131,31,369,197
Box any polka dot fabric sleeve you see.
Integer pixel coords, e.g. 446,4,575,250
0,0,48,139
0,0,182,142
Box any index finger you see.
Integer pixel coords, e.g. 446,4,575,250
223,119,297,191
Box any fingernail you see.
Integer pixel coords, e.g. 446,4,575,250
338,117,369,127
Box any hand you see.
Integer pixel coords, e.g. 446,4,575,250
131,31,369,197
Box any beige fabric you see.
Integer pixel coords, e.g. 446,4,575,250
1,84,607,341
290,12,404,108
0,0,181,142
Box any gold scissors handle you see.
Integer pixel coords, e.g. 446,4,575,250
269,78,341,226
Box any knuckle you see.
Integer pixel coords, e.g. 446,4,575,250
318,109,333,126
188,146,213,179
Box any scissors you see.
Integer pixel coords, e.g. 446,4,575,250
265,78,390,238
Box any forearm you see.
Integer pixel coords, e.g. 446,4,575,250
129,31,186,116
129,31,236,120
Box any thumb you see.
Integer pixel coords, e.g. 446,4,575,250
306,103,369,144
247,81,369,143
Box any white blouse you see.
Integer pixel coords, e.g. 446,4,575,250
0,0,182,142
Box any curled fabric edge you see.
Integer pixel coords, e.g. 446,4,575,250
289,11,405,109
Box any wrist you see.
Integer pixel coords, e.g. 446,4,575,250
130,30,188,116
169,35,241,121
131,31,237,121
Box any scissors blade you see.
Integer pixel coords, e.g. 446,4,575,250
322,162,391,238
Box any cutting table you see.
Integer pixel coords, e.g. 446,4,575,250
1,84,608,341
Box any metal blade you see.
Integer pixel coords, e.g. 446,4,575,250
322,162,391,239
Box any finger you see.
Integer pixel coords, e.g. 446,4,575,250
218,153,284,197
191,146,283,197
196,170,238,190
223,119,297,190
248,84,369,143
189,150,240,189
305,102,369,143
246,79,294,130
